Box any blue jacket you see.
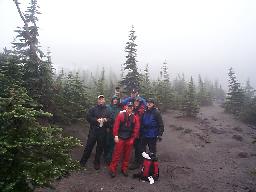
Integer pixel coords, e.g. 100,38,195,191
121,96,147,107
141,108,164,138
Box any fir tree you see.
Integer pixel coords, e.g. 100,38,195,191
121,26,140,92
153,61,173,111
225,68,245,115
197,75,212,106
172,73,186,109
140,64,153,99
12,0,54,107
0,52,80,192
182,77,199,117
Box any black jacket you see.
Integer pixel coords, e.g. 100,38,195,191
86,104,113,131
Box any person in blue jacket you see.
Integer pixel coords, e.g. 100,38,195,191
121,89,147,107
140,98,164,155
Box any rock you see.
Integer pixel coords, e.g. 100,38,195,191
238,152,249,158
212,117,218,121
184,128,192,134
232,135,243,141
233,126,243,132
211,127,225,134
175,126,184,131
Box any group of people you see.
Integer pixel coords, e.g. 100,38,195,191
79,89,164,178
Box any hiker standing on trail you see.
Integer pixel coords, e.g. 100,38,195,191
109,102,140,177
129,96,146,170
121,89,147,108
80,95,112,170
104,95,122,165
140,98,164,156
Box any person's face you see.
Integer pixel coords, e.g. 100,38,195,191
134,100,140,107
97,97,105,105
147,102,154,109
112,98,118,105
127,106,133,113
130,92,138,98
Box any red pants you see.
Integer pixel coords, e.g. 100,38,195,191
109,138,134,173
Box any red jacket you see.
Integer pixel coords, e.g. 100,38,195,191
113,111,140,139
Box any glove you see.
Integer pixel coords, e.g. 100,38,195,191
157,136,162,142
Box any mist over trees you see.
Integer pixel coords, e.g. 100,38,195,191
0,0,255,191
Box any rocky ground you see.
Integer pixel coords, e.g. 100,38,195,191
37,104,256,192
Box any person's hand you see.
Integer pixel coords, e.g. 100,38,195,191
97,118,102,123
129,138,135,145
114,136,119,143
157,136,162,142
103,118,107,122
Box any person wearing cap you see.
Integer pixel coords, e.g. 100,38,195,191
103,95,122,165
140,98,164,156
108,102,140,178
80,95,113,170
121,89,147,108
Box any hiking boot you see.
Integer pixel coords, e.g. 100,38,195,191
80,161,86,167
129,162,140,170
94,163,100,170
121,170,128,177
109,171,116,178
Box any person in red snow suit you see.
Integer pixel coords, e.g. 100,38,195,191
109,102,140,178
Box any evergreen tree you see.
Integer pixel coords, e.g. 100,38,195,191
182,77,199,117
140,64,153,99
172,74,186,109
153,61,173,111
224,68,245,115
12,0,55,107
61,72,89,124
244,79,255,99
239,79,256,124
0,52,80,192
121,26,140,92
197,75,212,106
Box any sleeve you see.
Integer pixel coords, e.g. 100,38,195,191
132,114,140,139
155,110,164,136
106,107,114,125
113,112,122,137
86,107,98,124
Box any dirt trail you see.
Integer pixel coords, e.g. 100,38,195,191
38,104,256,192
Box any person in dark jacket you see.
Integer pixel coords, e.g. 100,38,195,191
80,95,112,170
129,97,146,170
108,102,140,178
104,95,122,165
140,98,164,155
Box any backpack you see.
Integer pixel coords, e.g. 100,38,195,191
133,152,159,184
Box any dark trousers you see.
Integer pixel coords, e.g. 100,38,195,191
103,131,115,163
80,129,106,165
133,138,141,163
140,137,157,155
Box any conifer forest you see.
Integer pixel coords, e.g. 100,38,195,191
0,1,256,192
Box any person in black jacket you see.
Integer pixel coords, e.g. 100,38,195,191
80,95,112,170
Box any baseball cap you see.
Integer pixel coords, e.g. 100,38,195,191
97,95,104,99
127,102,134,107
147,98,155,104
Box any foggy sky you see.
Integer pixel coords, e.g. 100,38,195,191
1,0,256,89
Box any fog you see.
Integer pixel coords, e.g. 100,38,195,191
1,0,256,89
